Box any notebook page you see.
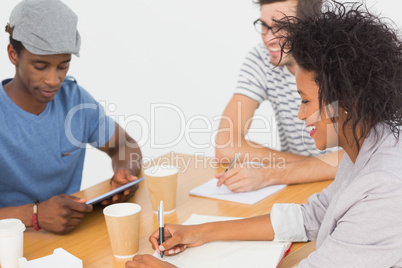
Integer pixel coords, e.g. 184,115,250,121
189,178,286,205
153,214,291,268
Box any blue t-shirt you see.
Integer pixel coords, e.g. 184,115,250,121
0,76,116,207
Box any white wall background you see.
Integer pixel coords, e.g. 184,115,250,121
0,0,400,189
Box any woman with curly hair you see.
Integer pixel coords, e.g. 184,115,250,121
126,2,402,267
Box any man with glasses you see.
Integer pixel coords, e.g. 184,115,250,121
0,0,142,234
215,0,342,192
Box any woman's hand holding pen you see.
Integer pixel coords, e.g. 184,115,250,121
150,224,206,256
125,224,205,268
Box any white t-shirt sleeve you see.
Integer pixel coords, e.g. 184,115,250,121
271,203,308,242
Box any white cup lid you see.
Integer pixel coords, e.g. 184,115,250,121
0,218,26,236
103,203,142,217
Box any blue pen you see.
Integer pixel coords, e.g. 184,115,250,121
158,201,164,258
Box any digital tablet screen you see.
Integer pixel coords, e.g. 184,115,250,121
86,177,145,205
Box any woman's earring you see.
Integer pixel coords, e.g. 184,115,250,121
344,110,348,114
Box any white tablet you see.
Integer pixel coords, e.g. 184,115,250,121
86,177,145,205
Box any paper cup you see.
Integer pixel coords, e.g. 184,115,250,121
144,165,178,213
0,218,26,268
103,203,141,259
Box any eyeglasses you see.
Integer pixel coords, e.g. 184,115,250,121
253,19,280,35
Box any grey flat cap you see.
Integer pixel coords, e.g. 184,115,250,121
9,0,80,56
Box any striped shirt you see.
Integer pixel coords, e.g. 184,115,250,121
234,43,326,156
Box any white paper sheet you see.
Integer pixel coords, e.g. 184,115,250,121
153,214,291,268
18,248,82,268
189,178,286,205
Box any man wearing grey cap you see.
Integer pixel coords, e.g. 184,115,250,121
0,0,143,234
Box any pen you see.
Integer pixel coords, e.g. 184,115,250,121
224,152,240,173
158,200,164,258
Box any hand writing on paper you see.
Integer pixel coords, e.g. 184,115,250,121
149,224,205,257
125,254,177,268
216,163,280,192
127,224,199,267
38,194,92,234
101,168,139,205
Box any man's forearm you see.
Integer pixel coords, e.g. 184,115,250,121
111,139,142,176
0,204,33,227
215,137,307,164
107,125,143,176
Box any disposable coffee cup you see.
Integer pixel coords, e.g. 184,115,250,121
103,203,141,259
144,165,178,214
0,218,26,268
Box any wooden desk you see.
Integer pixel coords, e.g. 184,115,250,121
22,153,331,267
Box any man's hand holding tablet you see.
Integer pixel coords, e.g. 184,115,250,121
86,169,145,205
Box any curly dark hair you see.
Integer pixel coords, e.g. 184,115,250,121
278,1,402,151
